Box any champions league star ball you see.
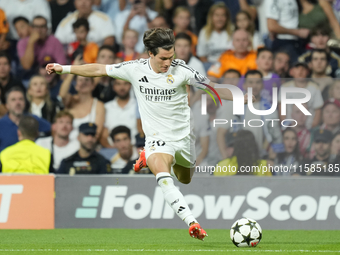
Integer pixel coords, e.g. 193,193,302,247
230,218,262,247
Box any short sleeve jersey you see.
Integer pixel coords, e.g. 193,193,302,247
106,58,210,142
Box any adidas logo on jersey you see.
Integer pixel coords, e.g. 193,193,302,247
139,76,149,83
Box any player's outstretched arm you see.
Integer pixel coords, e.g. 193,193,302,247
209,81,233,101
46,63,108,77
209,82,255,103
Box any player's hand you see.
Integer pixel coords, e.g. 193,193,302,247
244,93,255,104
46,63,62,75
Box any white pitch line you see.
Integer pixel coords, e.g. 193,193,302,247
0,249,339,253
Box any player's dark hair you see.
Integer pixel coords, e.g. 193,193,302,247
257,47,272,58
175,32,192,45
72,18,90,32
143,28,175,56
244,70,263,79
232,130,260,174
4,86,25,104
223,69,241,78
110,125,131,141
310,48,330,62
18,115,39,140
32,15,47,25
13,16,29,26
277,128,301,164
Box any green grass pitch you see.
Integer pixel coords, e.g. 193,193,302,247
0,229,339,255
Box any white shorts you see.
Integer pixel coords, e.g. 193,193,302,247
145,133,196,168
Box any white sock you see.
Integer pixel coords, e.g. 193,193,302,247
156,172,196,226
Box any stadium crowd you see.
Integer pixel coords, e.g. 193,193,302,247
0,0,340,176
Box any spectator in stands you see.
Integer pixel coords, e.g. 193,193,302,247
235,10,264,50
175,33,206,77
58,123,111,175
172,7,197,55
266,0,309,62
299,0,340,38
55,0,115,46
68,18,99,64
166,0,212,35
95,0,130,24
279,62,323,128
255,48,280,103
224,131,237,160
217,70,282,157
0,115,51,174
49,0,75,33
36,111,79,171
273,50,291,79
309,49,334,100
0,87,51,152
191,91,209,168
218,0,257,22
0,8,9,51
274,128,301,176
110,126,139,174
300,128,339,176
0,51,25,104
291,104,312,158
329,80,340,102
199,95,222,167
207,29,257,78
298,0,328,31
92,45,116,103
220,69,241,85
116,29,140,62
115,0,158,53
27,75,58,123
216,69,241,159
17,16,67,71
101,79,138,147
331,131,340,159
0,0,51,40
197,2,233,66
215,130,271,176
319,99,340,135
13,17,31,39
150,15,169,28
298,24,340,78
242,70,282,155
59,69,105,141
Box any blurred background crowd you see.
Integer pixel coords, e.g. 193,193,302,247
0,0,340,177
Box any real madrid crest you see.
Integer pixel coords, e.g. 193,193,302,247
150,146,156,152
167,74,174,84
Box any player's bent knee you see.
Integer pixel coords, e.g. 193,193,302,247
178,177,191,184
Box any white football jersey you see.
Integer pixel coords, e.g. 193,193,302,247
106,58,210,142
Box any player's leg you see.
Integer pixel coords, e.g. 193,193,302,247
171,132,196,184
147,152,196,225
172,164,195,184
146,152,207,240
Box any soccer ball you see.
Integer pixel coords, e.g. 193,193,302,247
230,218,262,247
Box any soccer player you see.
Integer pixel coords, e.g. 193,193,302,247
46,28,249,240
